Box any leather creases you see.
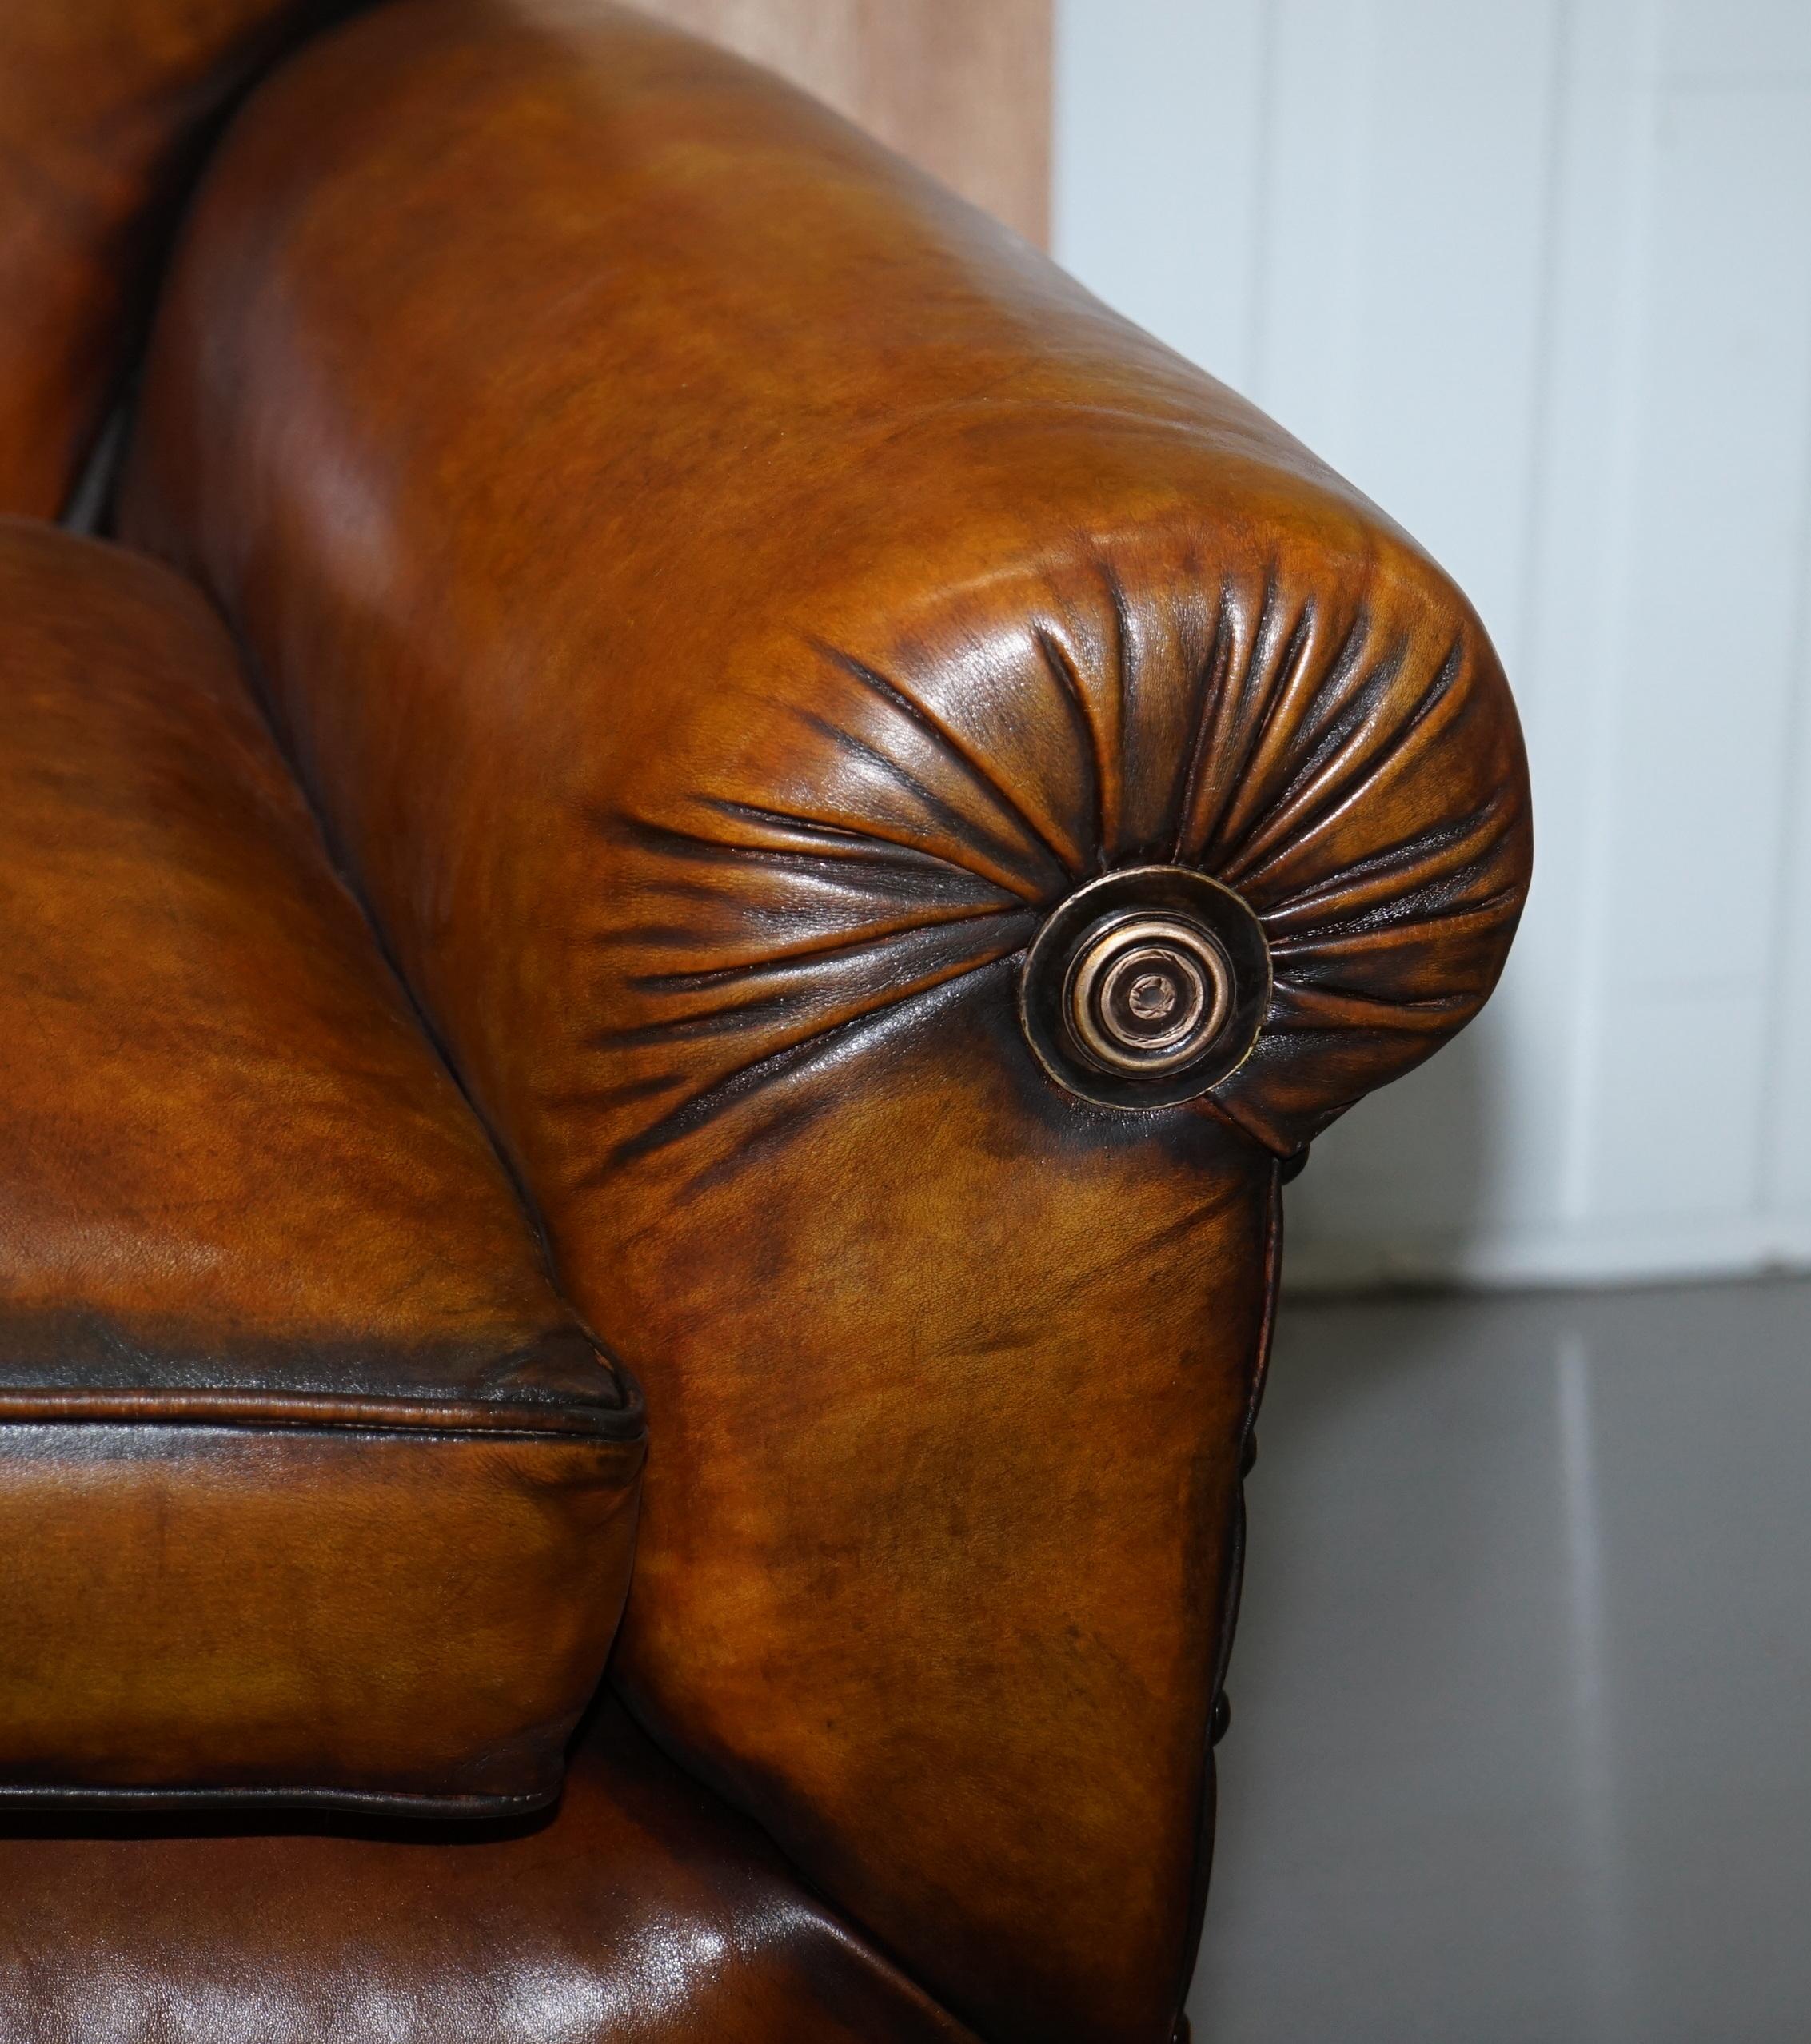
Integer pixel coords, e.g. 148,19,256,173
596,554,1529,1160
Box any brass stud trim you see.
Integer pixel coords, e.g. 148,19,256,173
1064,914,1233,1076
1018,865,1271,1110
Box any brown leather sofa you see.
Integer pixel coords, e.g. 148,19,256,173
0,5,1533,2039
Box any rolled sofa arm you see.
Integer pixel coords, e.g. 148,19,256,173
118,4,1532,2040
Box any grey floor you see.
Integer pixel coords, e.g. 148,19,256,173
1186,1274,1811,2044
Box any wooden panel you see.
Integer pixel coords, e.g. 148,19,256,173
635,0,1051,245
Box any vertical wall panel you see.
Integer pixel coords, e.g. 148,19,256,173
1056,0,1811,1285
1584,78,1811,1229
1052,2,1266,383
1243,0,1374,464
1657,0,1811,78
1258,0,1566,1272
1769,536,1811,1217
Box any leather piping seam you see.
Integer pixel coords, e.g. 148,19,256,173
0,1392,645,1442
0,1780,558,1819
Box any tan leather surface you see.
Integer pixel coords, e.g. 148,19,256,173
118,3,1530,2035
0,0,357,516
0,516,643,1811
0,1698,975,2044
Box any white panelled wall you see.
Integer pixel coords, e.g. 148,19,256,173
1055,0,1811,1289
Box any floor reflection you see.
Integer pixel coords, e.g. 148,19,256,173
1188,1274,1811,2044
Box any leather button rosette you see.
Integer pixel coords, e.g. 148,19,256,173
1020,866,1271,1109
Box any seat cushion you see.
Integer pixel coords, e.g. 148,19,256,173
0,518,643,1814
0,1701,972,2044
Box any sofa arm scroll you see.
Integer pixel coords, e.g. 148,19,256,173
120,4,1530,2038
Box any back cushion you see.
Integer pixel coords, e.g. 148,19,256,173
0,0,353,515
